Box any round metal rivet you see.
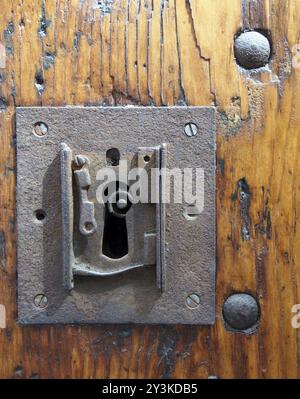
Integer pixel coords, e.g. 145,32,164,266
234,31,271,69
223,293,259,331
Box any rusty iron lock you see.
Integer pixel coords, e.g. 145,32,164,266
61,142,167,291
16,106,216,325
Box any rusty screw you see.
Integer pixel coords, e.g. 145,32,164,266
34,294,48,309
184,123,198,137
33,122,48,137
186,293,201,309
74,154,88,167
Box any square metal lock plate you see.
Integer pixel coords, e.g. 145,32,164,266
16,107,216,325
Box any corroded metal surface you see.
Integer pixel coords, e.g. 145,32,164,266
234,31,271,70
223,293,260,333
16,107,216,325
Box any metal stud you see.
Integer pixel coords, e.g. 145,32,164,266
223,293,259,331
234,31,271,69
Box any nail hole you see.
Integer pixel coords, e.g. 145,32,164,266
35,209,46,222
35,71,44,85
34,69,45,95
106,148,120,166
144,155,151,163
84,222,94,232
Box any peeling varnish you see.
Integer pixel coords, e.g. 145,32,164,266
0,42,6,69
43,52,56,70
92,0,113,15
0,305,6,329
38,0,51,38
238,178,252,241
255,186,272,240
0,230,6,266
219,96,243,137
4,21,14,57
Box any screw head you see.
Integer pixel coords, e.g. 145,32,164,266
33,122,48,137
34,294,48,309
74,155,88,167
186,293,201,309
184,123,198,137
223,293,259,331
234,31,271,69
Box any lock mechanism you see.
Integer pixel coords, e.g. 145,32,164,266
61,142,167,291
16,107,216,325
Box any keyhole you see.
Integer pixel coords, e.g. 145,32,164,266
102,186,131,259
102,209,129,259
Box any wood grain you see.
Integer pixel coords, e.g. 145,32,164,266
0,0,300,378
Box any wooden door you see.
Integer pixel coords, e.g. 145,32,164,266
0,0,300,379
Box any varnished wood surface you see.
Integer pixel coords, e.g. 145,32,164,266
0,0,300,378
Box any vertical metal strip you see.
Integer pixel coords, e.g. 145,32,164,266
155,146,162,290
60,143,74,290
159,143,167,291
